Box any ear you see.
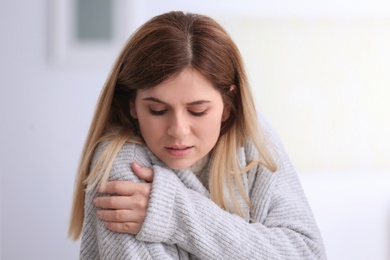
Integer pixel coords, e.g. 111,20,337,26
129,99,138,119
221,85,236,122
221,105,231,122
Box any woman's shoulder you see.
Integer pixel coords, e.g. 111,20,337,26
242,113,285,186
95,140,152,166
245,113,301,189
116,141,152,167
93,139,143,157
92,140,153,178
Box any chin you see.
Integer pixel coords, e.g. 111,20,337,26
164,161,193,171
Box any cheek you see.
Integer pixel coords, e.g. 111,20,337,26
138,117,159,135
137,113,167,142
135,110,152,135
199,115,223,138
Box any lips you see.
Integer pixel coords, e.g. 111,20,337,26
165,145,193,156
167,146,190,150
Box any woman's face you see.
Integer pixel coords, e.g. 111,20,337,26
130,68,230,170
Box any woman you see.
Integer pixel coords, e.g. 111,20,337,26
68,11,326,259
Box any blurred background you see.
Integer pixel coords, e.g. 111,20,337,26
1,0,389,259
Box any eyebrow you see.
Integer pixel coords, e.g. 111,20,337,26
142,97,211,105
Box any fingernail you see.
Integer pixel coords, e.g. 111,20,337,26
133,162,142,169
93,198,98,205
97,210,101,217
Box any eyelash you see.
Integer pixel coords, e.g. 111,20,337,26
149,109,207,117
149,109,167,116
189,111,206,117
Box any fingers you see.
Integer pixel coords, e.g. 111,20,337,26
94,196,138,209
94,181,152,210
97,209,145,224
131,162,154,182
93,164,154,235
99,181,135,196
94,196,148,235
105,221,142,235
93,190,151,209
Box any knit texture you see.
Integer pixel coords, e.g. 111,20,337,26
80,118,327,259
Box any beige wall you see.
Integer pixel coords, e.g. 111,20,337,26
222,17,390,172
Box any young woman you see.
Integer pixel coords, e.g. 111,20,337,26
68,11,326,259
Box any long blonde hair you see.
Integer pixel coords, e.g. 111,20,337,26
68,11,277,240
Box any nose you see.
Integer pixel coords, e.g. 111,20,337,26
167,112,190,139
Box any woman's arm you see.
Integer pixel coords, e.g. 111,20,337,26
92,162,153,234
134,114,327,259
94,118,327,259
80,142,189,260
134,161,326,260
95,145,326,259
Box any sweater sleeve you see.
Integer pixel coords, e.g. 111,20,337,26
79,142,189,260
135,124,327,259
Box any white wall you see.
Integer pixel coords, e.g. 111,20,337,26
0,1,107,259
1,0,389,259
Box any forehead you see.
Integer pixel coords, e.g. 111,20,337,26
137,69,222,101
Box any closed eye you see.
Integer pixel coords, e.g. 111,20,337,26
189,110,207,116
149,109,168,116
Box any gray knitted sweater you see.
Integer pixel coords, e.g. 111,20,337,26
80,120,326,259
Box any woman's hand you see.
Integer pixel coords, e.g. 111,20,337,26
93,162,154,235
